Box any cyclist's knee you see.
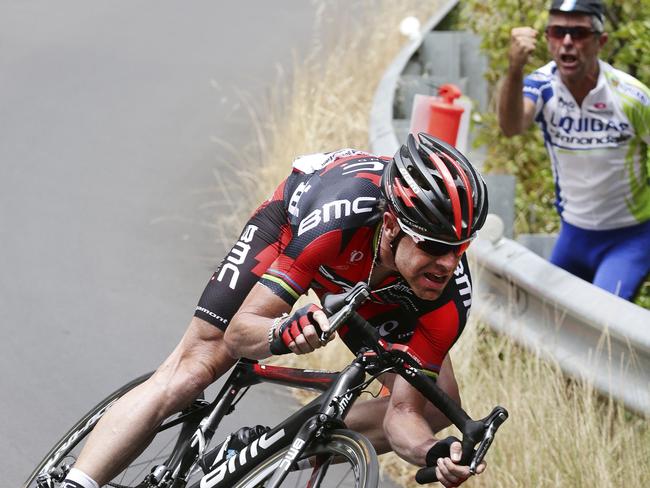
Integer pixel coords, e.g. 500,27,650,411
184,316,237,378
150,318,237,409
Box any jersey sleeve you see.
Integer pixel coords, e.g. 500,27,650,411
258,151,384,305
405,301,463,376
523,66,553,118
618,75,650,145
258,229,344,304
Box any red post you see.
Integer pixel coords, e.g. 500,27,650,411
409,83,465,146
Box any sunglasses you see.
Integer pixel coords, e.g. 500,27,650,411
415,239,471,257
393,215,473,257
545,25,601,40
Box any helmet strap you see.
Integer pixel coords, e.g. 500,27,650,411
367,223,402,295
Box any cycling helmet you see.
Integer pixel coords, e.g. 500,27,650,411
381,132,488,244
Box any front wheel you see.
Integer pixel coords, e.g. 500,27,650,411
227,429,379,488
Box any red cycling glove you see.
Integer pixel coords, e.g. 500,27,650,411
269,303,323,355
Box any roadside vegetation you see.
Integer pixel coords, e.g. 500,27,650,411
226,0,650,486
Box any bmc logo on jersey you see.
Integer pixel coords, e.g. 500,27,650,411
297,197,377,236
454,260,472,308
216,225,258,289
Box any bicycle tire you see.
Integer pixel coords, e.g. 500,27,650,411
23,372,209,488
221,429,379,488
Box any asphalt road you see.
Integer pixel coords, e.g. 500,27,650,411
0,1,364,484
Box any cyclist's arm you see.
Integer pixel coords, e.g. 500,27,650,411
225,284,330,359
384,356,480,486
382,355,459,466
224,284,291,359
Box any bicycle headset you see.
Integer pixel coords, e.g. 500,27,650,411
380,132,489,250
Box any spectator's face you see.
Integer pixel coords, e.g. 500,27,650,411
545,12,607,85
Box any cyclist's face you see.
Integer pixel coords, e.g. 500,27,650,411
394,234,462,301
546,13,606,85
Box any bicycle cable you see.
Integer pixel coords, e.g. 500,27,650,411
339,366,394,400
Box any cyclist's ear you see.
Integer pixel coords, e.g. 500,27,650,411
382,212,400,239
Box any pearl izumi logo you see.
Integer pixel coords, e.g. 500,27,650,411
349,250,364,263
378,320,399,337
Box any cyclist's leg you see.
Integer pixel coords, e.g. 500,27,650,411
592,220,650,300
73,317,236,486
69,187,290,486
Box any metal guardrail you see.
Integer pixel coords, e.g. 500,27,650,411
368,3,650,415
473,220,650,415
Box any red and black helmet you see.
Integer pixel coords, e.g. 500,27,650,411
381,132,488,244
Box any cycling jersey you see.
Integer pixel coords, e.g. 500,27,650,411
523,60,650,230
195,149,473,374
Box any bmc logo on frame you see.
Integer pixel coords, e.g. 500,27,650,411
200,429,286,488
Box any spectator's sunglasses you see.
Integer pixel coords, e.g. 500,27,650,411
395,217,474,257
545,25,601,40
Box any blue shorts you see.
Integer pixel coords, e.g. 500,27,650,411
550,219,650,301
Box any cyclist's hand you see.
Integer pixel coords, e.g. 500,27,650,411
425,438,486,487
508,26,537,71
274,303,332,355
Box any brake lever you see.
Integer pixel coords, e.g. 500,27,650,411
469,406,509,474
320,282,370,342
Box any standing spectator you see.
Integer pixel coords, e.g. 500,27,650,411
498,0,650,301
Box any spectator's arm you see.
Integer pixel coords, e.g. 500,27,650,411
498,68,536,136
498,27,538,137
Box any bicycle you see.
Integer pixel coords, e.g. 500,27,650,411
25,282,508,488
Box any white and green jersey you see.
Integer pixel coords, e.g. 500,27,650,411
523,60,650,230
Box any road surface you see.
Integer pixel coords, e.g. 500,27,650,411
0,1,370,483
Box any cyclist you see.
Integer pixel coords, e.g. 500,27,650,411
63,132,488,488
498,0,650,301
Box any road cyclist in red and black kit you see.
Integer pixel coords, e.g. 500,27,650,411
60,132,491,488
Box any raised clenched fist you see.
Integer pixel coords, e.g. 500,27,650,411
508,26,538,71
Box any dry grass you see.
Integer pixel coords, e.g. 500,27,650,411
218,0,650,486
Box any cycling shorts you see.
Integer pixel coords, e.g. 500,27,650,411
550,219,650,300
